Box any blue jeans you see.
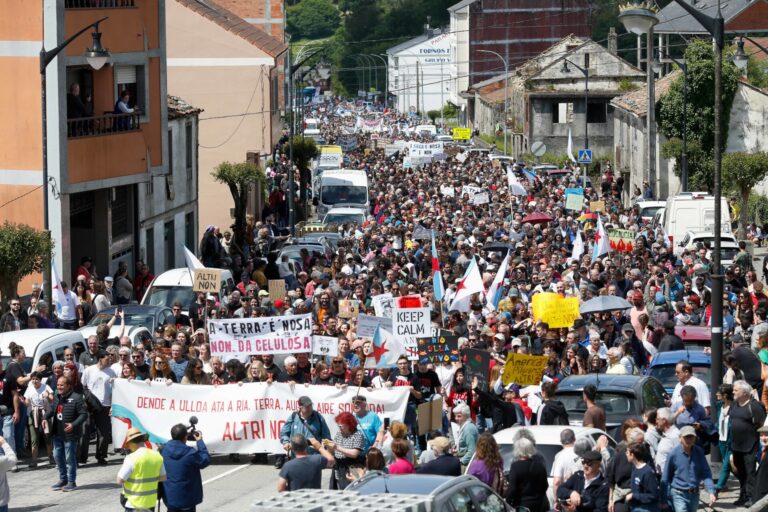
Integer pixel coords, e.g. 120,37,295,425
1,415,14,453
53,437,78,484
13,403,27,454
670,489,698,512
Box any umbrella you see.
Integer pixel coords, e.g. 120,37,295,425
580,296,632,315
577,212,598,222
483,242,513,252
522,213,553,225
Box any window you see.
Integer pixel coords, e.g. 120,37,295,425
587,102,607,123
445,489,475,512
164,221,175,270
70,191,94,229
185,212,195,251
111,186,132,238
467,485,505,512
271,76,279,114
185,123,193,175
66,66,94,118
146,227,155,272
553,102,571,124
115,65,146,114
167,128,173,175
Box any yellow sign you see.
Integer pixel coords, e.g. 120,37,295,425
192,268,222,293
590,200,605,212
452,127,471,140
502,353,550,386
531,292,581,329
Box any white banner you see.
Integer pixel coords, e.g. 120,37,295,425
408,141,443,158
472,192,490,205
440,185,455,197
393,307,431,348
312,335,339,357
372,293,395,318
207,314,313,362
461,185,483,200
111,381,410,454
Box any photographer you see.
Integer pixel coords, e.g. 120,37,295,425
160,421,210,512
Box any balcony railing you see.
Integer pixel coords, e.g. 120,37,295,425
65,0,136,8
67,112,141,138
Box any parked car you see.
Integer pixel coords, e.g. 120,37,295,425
647,349,711,394
301,231,341,251
468,425,617,507
673,230,739,268
322,206,367,227
555,374,667,439
141,267,235,315
0,329,86,374
635,200,666,223
345,473,511,512
79,305,173,346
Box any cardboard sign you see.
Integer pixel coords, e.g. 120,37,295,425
338,299,360,319
393,307,431,348
417,331,459,365
590,200,605,212
531,292,581,329
268,280,286,301
312,335,339,357
417,397,444,434
501,353,549,386
472,192,490,206
461,185,483,200
608,229,636,252
463,348,492,391
565,193,583,211
192,269,222,293
372,293,394,318
440,185,455,197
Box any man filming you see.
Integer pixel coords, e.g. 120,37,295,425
161,422,210,512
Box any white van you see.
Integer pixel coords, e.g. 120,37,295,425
415,124,437,137
303,118,321,139
0,329,86,374
141,267,234,315
663,192,732,247
323,206,367,226
317,169,369,217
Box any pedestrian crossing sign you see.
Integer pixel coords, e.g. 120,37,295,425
578,149,592,164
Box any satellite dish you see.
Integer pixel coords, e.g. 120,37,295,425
531,141,546,157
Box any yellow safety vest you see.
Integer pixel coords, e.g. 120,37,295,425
123,447,164,510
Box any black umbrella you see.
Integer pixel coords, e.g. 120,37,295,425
483,242,513,252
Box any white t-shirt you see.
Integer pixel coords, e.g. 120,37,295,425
82,365,117,406
552,446,580,483
118,447,166,509
57,290,79,321
24,382,52,408
671,375,711,409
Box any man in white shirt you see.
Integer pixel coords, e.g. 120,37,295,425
55,281,81,330
81,350,117,465
654,407,680,474
669,360,711,415
552,429,580,501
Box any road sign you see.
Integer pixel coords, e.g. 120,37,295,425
577,149,593,164
452,127,471,140
531,141,546,157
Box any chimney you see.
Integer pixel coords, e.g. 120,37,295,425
425,16,433,37
608,27,618,56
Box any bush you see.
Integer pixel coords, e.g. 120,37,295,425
286,0,340,40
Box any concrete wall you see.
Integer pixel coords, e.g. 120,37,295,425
530,97,614,156
449,8,470,107
389,32,452,114
728,83,768,196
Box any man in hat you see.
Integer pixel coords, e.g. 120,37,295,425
660,425,716,511
47,375,88,492
351,395,383,453
117,427,165,511
277,396,331,470
556,450,609,512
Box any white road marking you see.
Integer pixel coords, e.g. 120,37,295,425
202,463,250,485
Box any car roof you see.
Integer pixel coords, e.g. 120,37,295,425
325,207,367,214
555,374,647,393
0,329,83,355
346,472,482,496
650,349,711,366
636,201,666,207
492,425,608,445
150,267,232,287
674,325,711,340
98,305,169,315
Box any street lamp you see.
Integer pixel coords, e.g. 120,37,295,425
477,49,508,155
40,17,109,311
366,54,388,105
653,50,689,191
561,59,589,170
733,36,768,71
621,0,725,397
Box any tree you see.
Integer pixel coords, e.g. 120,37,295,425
0,222,53,313
656,39,740,190
280,137,318,220
722,152,768,232
211,161,265,248
286,0,340,40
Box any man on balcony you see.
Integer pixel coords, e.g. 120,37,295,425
113,90,138,130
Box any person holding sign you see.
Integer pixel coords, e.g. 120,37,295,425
277,397,330,470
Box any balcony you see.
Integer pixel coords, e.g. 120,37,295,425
67,112,141,138
65,0,136,8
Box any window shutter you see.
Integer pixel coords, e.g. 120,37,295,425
116,65,136,84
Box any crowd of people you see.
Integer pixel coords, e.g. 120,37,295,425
3,98,768,512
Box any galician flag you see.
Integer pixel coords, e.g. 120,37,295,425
592,215,610,260
486,250,511,310
448,257,486,312
431,231,445,302
365,325,404,369
570,230,585,263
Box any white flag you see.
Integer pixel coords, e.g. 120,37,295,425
184,246,204,270
570,231,584,263
567,127,577,163
507,168,527,196
51,261,67,314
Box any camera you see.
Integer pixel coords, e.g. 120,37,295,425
186,416,199,441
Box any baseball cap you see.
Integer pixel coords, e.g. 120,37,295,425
511,337,522,347
621,323,634,333
258,290,269,297
679,425,697,438
274,299,286,309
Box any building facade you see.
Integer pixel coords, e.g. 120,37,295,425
1,0,168,288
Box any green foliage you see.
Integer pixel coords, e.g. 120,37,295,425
618,78,639,92
0,222,53,311
280,137,318,220
747,192,768,227
212,161,265,247
747,55,768,89
427,110,440,122
656,39,740,188
286,0,340,40
442,103,459,118
722,152,768,230
660,137,714,191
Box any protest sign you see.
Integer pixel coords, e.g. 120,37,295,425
565,193,583,211
590,200,605,212
111,380,409,454
461,185,483,200
357,314,392,339
452,127,471,140
396,295,423,309
393,307,431,348
192,269,221,293
408,141,443,159
608,228,636,252
463,349,492,391
417,330,459,365
417,397,444,434
501,353,549,386
312,335,339,357
268,279,286,301
472,192,490,206
338,299,360,319
440,185,455,197
207,314,312,361
403,157,413,169
372,293,394,318
531,292,580,329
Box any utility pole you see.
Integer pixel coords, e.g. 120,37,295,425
416,61,420,117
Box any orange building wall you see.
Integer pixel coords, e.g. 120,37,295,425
727,2,768,31
64,7,160,57
0,59,43,170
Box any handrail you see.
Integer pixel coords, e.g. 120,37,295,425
67,112,141,138
65,0,136,8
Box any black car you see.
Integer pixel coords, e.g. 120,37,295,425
555,374,667,439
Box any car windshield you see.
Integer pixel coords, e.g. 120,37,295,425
88,312,156,330
558,392,636,415
650,365,711,391
721,247,738,261
144,286,196,311
500,443,563,476
320,186,368,205
640,206,663,219
324,214,363,225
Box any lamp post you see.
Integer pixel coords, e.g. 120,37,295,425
733,36,768,71
561,59,589,170
477,49,508,155
652,50,689,191
367,54,388,105
620,0,725,396
40,17,109,310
